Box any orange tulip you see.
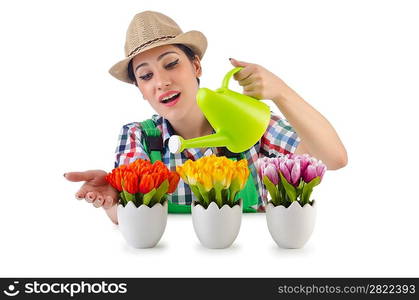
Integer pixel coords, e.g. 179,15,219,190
152,170,167,188
168,172,180,193
151,160,167,173
139,174,155,194
132,159,152,169
122,169,138,194
131,159,151,174
106,159,180,200
105,167,125,191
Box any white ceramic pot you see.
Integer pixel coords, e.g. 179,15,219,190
192,199,242,249
266,201,316,249
117,200,168,248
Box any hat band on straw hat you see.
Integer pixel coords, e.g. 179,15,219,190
128,35,176,57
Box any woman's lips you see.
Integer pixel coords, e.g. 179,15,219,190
162,93,181,107
159,90,181,102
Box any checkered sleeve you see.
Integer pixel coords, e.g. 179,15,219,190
114,122,150,168
260,112,300,157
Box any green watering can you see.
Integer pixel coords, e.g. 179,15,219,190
168,67,271,154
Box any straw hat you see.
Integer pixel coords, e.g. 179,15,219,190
109,11,207,84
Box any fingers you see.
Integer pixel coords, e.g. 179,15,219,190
64,170,98,182
93,194,117,209
75,190,111,209
74,189,96,203
85,192,97,203
233,67,253,82
243,90,261,99
237,74,262,99
75,191,85,200
230,58,254,81
238,74,257,87
229,58,250,68
243,81,260,92
93,194,105,208
103,196,116,209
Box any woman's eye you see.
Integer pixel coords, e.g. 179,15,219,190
137,60,178,81
139,73,152,81
165,59,179,69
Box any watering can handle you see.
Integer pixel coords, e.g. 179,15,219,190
221,67,243,90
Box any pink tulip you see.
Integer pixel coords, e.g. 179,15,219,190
263,163,279,185
316,162,327,180
279,161,291,183
309,157,318,165
290,160,301,186
256,157,270,179
296,154,310,175
285,159,294,172
303,164,317,183
291,154,310,174
257,154,326,186
272,157,281,172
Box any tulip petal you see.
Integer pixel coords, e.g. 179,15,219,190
263,163,279,185
291,160,301,186
303,165,317,183
316,163,327,180
280,161,291,183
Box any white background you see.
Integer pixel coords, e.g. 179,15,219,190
1,0,418,277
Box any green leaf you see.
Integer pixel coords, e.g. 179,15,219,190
190,185,205,205
119,191,127,206
214,182,223,208
208,188,216,205
150,179,169,205
229,180,241,206
134,192,143,207
276,181,287,206
143,189,156,206
296,179,304,199
263,175,279,206
298,179,304,189
196,183,210,207
161,195,167,206
279,172,297,202
221,188,230,206
301,176,321,205
122,190,135,203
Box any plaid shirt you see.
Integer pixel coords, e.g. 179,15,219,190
114,113,300,211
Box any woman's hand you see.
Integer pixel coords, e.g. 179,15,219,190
229,58,291,102
230,58,348,170
64,170,118,209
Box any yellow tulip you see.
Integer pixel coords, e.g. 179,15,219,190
197,172,213,191
177,155,250,207
175,165,188,184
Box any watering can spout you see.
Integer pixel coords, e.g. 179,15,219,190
168,132,229,154
168,67,270,154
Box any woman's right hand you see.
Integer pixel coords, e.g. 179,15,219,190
64,170,118,209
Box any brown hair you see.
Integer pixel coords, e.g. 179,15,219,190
128,44,200,86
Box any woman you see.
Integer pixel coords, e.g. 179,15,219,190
64,11,347,224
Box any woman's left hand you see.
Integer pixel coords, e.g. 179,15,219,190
229,58,290,102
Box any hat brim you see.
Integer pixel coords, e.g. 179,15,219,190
109,30,207,84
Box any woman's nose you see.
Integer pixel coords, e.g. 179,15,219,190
154,72,171,90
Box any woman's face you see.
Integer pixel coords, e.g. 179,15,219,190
131,45,202,122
